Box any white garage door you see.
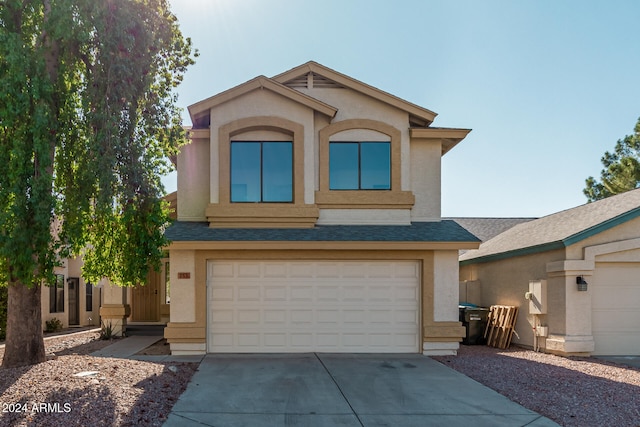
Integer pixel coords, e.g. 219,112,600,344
592,262,640,355
207,260,420,353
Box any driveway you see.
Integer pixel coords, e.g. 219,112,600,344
164,353,558,427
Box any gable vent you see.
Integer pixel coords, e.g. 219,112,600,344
283,72,344,89
284,74,309,88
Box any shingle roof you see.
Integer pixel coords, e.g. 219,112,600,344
460,188,640,264
447,217,536,242
165,220,480,243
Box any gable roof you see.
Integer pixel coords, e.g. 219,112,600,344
460,188,640,265
272,61,438,126
188,75,338,128
448,217,536,242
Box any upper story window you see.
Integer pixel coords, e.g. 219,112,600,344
329,142,390,190
230,141,293,202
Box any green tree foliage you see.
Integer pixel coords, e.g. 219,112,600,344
0,0,195,367
584,118,640,202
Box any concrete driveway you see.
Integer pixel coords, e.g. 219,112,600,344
164,353,558,427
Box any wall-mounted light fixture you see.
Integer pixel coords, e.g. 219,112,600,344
576,276,588,291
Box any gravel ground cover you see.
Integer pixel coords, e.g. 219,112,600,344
2,332,639,426
433,345,640,427
0,331,198,426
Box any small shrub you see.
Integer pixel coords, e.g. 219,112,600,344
100,320,114,340
45,317,63,333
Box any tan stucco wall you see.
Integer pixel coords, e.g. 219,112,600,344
317,209,411,225
210,90,317,206
566,216,640,259
169,250,196,323
177,84,447,225
177,136,210,221
409,139,441,221
460,248,566,349
299,86,411,195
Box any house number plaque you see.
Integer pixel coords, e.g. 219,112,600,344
177,272,191,279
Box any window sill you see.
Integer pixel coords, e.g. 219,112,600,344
206,203,319,228
315,190,415,209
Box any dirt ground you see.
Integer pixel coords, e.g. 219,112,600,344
135,338,171,355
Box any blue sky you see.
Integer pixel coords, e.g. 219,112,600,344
165,0,640,218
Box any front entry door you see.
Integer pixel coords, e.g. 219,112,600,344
68,277,80,325
131,269,160,322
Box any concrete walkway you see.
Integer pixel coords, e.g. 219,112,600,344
91,336,204,363
164,353,559,427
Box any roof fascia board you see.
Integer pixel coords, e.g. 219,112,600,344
562,206,640,247
167,240,481,251
460,241,565,266
410,128,472,155
460,206,640,265
188,76,338,123
273,61,437,124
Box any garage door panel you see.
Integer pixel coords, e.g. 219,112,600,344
209,261,234,278
290,263,315,278
592,263,640,355
210,287,234,302
264,333,287,347
264,286,286,301
593,287,639,308
208,260,420,353
593,310,640,332
264,310,287,324
264,263,287,277
237,263,261,278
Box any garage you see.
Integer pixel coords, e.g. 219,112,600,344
207,260,420,353
592,262,640,356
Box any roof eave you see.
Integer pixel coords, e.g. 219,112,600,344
188,75,338,127
410,128,472,155
273,61,438,125
460,241,565,266
460,206,640,265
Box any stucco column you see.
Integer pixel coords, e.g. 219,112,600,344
422,251,466,356
546,262,595,355
164,249,206,355
98,279,130,336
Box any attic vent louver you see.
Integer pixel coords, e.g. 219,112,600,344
284,74,309,88
283,72,344,89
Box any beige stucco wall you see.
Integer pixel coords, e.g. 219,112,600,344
169,250,196,323
460,248,566,349
209,90,317,206
409,140,441,221
317,209,411,225
433,251,461,322
566,217,640,259
178,84,447,225
177,137,210,221
286,86,420,198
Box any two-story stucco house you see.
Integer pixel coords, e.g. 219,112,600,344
162,61,480,356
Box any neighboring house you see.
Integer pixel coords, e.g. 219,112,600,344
458,188,640,356
99,192,175,334
41,256,101,331
157,61,479,355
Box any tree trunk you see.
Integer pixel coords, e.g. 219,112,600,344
2,283,45,368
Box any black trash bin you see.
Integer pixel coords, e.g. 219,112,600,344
459,305,489,345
